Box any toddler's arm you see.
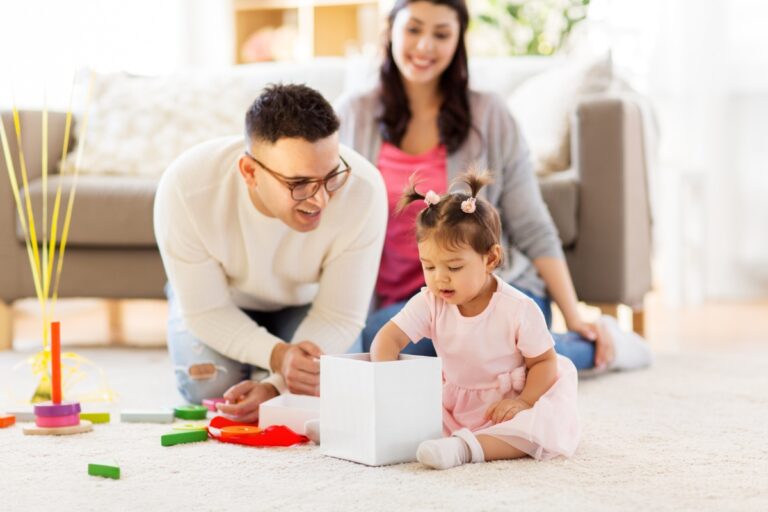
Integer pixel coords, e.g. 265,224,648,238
485,348,559,424
370,321,411,362
518,348,558,407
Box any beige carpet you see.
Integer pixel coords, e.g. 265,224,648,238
1,347,767,512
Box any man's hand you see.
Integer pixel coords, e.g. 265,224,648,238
216,380,278,424
484,398,532,424
270,341,324,396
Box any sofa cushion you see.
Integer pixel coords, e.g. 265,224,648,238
18,172,577,250
61,59,349,178
538,169,578,248
17,175,158,248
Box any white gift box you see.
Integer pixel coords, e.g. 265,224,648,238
259,393,320,435
320,353,443,466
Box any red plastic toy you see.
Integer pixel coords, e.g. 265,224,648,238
208,416,309,447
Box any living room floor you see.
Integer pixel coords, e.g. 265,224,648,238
1,293,766,511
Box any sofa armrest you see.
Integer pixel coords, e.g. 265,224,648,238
0,110,70,302
565,96,652,308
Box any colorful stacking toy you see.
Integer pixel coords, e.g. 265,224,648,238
22,322,93,436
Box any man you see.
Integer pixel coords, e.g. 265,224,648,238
154,84,387,423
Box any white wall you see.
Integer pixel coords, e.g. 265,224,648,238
594,0,768,303
0,0,234,109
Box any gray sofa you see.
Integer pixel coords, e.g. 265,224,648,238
0,61,653,350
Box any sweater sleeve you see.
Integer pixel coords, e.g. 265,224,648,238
154,172,283,371
289,164,388,355
485,94,565,261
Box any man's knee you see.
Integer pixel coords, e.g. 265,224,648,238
174,362,233,404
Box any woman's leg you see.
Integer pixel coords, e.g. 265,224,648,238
354,300,436,356
166,285,251,403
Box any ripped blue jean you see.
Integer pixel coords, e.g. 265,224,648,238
349,287,596,370
166,285,309,403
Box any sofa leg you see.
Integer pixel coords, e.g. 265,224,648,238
106,299,124,345
0,300,13,351
595,303,619,319
631,308,645,337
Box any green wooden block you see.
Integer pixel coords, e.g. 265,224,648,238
80,412,110,424
88,462,120,479
161,429,209,447
173,405,208,420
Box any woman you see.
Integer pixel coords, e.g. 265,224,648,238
336,0,651,372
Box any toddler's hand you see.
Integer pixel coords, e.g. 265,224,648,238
485,398,531,424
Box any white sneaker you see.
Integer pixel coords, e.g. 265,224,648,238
598,315,653,371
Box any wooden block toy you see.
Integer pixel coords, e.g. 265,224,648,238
23,420,93,436
51,321,62,404
174,405,208,420
35,413,80,428
0,414,15,428
88,462,120,480
202,398,225,411
120,410,174,424
33,401,81,417
172,422,209,432
80,412,110,424
7,410,35,422
161,429,209,447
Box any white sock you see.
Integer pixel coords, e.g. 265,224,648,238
417,437,471,470
417,429,484,470
598,315,653,371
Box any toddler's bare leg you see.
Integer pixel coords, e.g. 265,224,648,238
476,434,528,461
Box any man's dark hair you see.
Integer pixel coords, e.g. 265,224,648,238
245,83,340,144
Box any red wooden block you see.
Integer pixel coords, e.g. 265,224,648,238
0,414,16,428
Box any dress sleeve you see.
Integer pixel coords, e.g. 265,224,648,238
515,298,555,358
390,290,433,343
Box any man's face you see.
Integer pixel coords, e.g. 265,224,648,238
238,133,342,232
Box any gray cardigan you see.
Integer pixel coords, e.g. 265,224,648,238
334,88,564,297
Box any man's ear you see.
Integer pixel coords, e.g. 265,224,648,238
486,244,503,271
238,155,258,187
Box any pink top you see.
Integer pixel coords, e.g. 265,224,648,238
375,142,448,307
391,275,581,460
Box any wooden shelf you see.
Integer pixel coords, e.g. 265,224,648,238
233,0,381,62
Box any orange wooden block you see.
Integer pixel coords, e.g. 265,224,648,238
0,414,16,428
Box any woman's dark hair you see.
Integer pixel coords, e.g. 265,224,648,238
378,0,471,154
245,83,339,144
398,170,502,266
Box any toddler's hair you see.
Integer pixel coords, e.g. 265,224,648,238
397,170,502,265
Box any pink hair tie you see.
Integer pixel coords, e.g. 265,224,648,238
424,190,441,207
461,197,477,213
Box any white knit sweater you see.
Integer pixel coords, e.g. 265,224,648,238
154,135,387,382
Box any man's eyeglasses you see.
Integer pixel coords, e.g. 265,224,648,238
245,152,351,201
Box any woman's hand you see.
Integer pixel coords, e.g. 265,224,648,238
484,398,532,424
568,319,614,369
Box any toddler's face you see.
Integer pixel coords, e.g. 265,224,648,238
417,237,495,307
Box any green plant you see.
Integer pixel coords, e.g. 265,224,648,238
473,0,590,56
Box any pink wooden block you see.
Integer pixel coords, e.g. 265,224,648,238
202,398,226,412
35,413,80,428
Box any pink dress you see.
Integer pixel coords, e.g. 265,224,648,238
391,275,580,460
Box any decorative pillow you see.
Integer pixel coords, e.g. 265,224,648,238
507,53,614,175
61,61,348,176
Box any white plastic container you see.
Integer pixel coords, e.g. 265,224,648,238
320,353,443,466
258,393,320,435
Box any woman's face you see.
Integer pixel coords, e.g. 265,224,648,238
390,1,461,88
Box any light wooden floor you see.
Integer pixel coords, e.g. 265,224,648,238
7,291,768,352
